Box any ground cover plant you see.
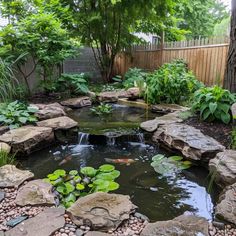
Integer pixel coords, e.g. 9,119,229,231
90,103,113,116
192,85,235,124
145,60,202,104
44,164,120,208
0,101,38,129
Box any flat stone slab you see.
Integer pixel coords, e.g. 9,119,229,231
141,215,209,236
6,216,28,227
98,90,129,103
140,112,183,132
60,97,92,108
5,208,65,236
0,126,9,135
215,183,236,225
37,116,78,130
0,165,34,188
0,126,54,155
68,192,137,231
151,104,189,114
153,123,225,162
15,179,57,206
0,142,11,153
34,103,66,121
209,150,236,187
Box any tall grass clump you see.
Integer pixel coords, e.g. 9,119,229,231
0,150,16,167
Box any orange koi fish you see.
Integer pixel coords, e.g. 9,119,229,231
105,158,136,166
59,155,72,166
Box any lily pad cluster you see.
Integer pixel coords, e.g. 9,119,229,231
151,154,192,175
44,164,120,208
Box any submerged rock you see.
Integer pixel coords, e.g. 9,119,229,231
5,208,65,236
6,216,28,227
15,179,57,206
153,123,225,163
37,116,78,130
140,112,183,132
209,150,236,187
0,165,34,188
215,183,236,225
0,126,54,155
60,97,92,108
67,192,137,231
141,215,209,236
151,104,189,114
34,103,66,121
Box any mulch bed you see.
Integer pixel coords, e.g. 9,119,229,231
184,116,232,148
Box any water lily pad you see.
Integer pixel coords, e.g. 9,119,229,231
69,170,78,176
99,164,115,173
47,173,59,181
80,167,97,177
108,181,119,191
169,156,183,161
76,183,85,190
54,169,66,177
96,170,120,180
152,154,165,162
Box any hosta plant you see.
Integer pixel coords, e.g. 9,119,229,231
123,68,146,90
44,164,120,208
151,154,192,175
192,86,235,124
0,101,38,129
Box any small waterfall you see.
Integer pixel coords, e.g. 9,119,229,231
78,132,89,145
107,136,116,146
137,132,144,143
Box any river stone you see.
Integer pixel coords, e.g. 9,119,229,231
0,126,54,155
153,123,225,163
60,97,92,108
0,165,34,188
0,142,11,154
34,103,66,121
215,183,236,225
209,150,236,187
37,116,78,130
97,90,129,103
5,208,65,236
67,192,137,231
140,112,183,132
151,104,189,114
141,215,209,236
15,179,57,206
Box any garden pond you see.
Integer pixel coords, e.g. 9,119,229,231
21,104,219,222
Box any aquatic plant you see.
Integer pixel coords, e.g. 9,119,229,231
0,150,16,167
90,103,113,116
151,154,192,175
44,164,120,208
0,101,38,129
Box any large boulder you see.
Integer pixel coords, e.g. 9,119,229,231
37,116,78,130
151,104,189,114
140,112,183,132
141,215,209,236
0,142,11,154
0,126,54,155
15,179,57,206
215,183,236,225
34,103,66,121
153,123,225,163
67,192,137,231
126,87,140,100
60,97,92,108
97,90,129,103
209,150,236,187
0,165,34,188
5,208,65,236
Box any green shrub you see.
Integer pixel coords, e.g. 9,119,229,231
145,60,202,104
0,150,15,167
0,101,38,129
44,165,120,208
192,86,235,124
123,67,146,89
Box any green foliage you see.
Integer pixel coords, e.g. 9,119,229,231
90,103,113,116
0,101,38,129
151,154,192,175
0,151,16,167
177,110,194,120
123,68,146,89
44,165,120,208
192,86,235,124
145,60,202,104
231,127,236,150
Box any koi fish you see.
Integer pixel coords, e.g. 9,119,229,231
59,155,72,166
105,158,136,166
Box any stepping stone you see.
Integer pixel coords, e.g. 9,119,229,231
0,165,34,188
5,208,65,236
60,97,92,108
151,104,189,114
15,179,57,206
0,126,54,155
153,123,225,162
209,150,236,187
6,216,28,227
68,192,137,231
37,116,78,130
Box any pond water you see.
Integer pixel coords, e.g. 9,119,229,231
21,104,218,222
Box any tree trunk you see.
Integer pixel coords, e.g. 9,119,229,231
224,0,236,92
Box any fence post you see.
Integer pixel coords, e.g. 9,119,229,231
160,31,165,65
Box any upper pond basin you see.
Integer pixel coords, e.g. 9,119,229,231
21,104,219,222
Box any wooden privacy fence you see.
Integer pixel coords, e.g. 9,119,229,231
114,37,229,86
